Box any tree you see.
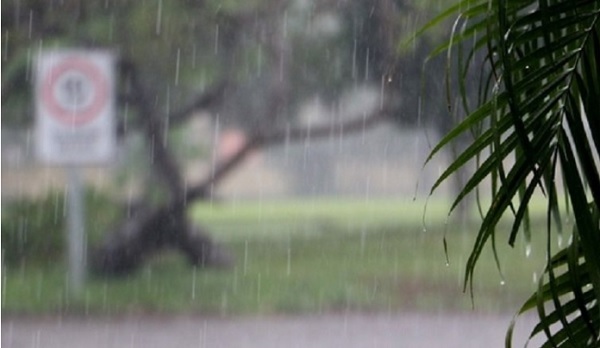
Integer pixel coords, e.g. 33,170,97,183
2,0,251,273
422,0,600,346
3,0,452,275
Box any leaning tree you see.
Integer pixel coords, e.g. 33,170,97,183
2,0,454,275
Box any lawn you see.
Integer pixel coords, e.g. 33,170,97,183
2,198,553,315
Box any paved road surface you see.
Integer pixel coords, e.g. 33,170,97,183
3,312,541,348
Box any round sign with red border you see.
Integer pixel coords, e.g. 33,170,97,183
41,56,109,126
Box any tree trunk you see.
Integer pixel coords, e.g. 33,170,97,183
91,203,232,276
91,60,234,277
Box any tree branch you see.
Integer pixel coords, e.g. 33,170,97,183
119,59,187,202
118,55,390,207
168,80,231,125
184,107,390,203
117,80,230,136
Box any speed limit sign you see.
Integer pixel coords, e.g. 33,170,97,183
35,50,116,164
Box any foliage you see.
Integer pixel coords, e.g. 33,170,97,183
3,0,466,277
1,0,456,128
2,192,65,266
2,0,460,224
1,0,224,126
421,0,600,346
1,189,121,266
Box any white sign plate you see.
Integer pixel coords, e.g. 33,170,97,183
35,50,116,164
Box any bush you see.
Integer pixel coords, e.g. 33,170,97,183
2,192,66,266
2,189,121,267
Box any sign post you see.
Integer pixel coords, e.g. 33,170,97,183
66,166,86,297
35,50,115,298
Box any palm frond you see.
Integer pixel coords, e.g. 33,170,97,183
422,0,600,346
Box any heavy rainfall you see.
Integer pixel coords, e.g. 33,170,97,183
3,0,599,347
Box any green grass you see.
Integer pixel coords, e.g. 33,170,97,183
2,198,553,315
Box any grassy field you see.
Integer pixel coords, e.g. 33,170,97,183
2,198,553,316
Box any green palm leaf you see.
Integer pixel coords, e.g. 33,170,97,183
420,0,600,346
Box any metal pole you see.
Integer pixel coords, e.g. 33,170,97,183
67,166,86,298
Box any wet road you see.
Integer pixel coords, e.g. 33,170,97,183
3,312,541,348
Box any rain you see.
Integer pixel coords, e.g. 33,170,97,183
2,0,578,347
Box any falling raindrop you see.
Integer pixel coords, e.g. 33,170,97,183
379,75,385,110
279,50,285,82
283,122,291,164
3,31,8,61
199,320,207,347
62,184,68,217
84,291,90,316
191,44,197,69
339,119,346,151
283,10,288,38
257,45,263,76
352,39,357,81
126,186,134,218
53,191,61,223
256,273,262,304
500,280,506,286
302,131,311,170
5,323,13,347
532,272,538,284
369,279,378,301
232,267,238,294
129,332,137,347
36,273,43,301
33,330,41,348
220,292,228,314
360,226,367,257
175,48,181,86
416,95,424,129
381,143,390,186
364,176,371,203
2,270,7,304
25,47,32,81
163,87,171,146
183,178,188,206
102,281,108,310
145,266,153,291
191,266,197,300
214,24,219,55
362,112,367,144
28,10,33,39
568,234,573,246
209,183,216,205
243,239,249,276
525,244,532,258
150,135,156,164
364,48,370,81
210,114,221,179
286,243,292,276
557,233,563,248
155,0,163,35
343,310,349,334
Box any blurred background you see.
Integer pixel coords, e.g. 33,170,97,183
2,0,546,346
